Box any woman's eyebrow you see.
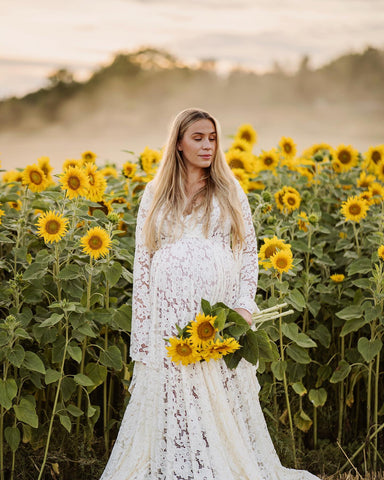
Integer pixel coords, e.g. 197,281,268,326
191,131,217,135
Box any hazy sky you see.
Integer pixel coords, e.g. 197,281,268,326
1,0,384,98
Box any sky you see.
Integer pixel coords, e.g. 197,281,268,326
0,0,384,99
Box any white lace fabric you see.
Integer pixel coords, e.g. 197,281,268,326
100,180,321,480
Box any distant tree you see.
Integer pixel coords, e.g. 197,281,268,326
47,68,74,87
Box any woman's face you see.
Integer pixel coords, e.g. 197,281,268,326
177,119,217,175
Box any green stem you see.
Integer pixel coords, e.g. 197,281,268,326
0,406,4,480
37,316,69,480
103,274,110,453
352,223,361,257
337,336,345,445
313,406,318,449
373,350,380,471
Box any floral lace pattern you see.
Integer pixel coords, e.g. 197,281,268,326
100,180,321,480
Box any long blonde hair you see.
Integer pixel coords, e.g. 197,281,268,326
142,108,245,251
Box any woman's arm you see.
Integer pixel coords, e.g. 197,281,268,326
233,180,259,324
130,182,154,363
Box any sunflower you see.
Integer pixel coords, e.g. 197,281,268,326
368,182,384,204
279,136,297,158
83,163,107,202
36,211,69,243
230,138,252,153
0,208,4,225
60,166,89,199
226,149,254,173
166,337,200,366
122,161,138,178
63,159,82,171
37,156,54,185
100,166,118,178
249,180,265,191
282,191,301,213
257,149,279,171
201,338,241,362
302,143,334,160
235,124,257,146
117,219,128,236
8,200,21,210
358,191,375,206
80,226,111,259
230,168,249,193
81,151,97,164
22,164,49,193
363,145,384,172
330,274,345,283
331,160,343,173
270,249,293,274
374,160,384,182
140,146,161,174
334,144,359,172
187,313,218,347
297,211,309,232
259,236,291,269
357,171,376,188
378,245,384,261
339,232,347,239
2,170,24,184
340,196,369,222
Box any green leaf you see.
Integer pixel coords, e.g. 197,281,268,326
330,360,351,383
309,388,327,407
201,299,212,315
241,330,260,365
336,305,363,321
85,363,107,393
66,404,84,417
74,374,95,387
340,317,370,336
87,405,97,418
59,414,71,433
113,304,131,332
357,337,382,363
213,309,226,332
347,258,372,276
351,278,371,289
39,313,63,328
23,351,46,374
286,344,311,364
5,426,20,452
67,344,82,364
100,345,123,370
226,311,250,337
104,261,122,287
223,349,242,370
58,264,82,280
22,262,48,281
281,323,317,348
309,325,331,348
292,382,307,396
0,379,17,410
61,377,76,402
294,408,313,432
45,369,61,385
291,240,311,253
316,364,332,387
287,289,306,312
8,344,25,368
14,398,38,428
271,360,287,381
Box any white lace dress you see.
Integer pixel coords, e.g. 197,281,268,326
100,180,320,480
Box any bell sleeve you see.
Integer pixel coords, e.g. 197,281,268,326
233,180,259,315
130,182,154,363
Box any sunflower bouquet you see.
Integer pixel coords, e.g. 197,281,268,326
166,299,292,369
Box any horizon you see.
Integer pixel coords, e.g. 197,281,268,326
1,0,384,99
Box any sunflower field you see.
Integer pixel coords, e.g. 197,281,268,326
0,128,383,479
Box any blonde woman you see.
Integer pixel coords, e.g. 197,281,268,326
100,109,320,480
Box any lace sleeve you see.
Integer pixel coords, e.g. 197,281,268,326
130,182,154,363
233,180,259,315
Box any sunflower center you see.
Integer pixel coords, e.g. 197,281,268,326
338,150,351,164
287,196,296,206
46,219,60,235
68,175,81,190
176,343,193,356
197,321,215,340
264,245,278,258
276,257,288,269
264,156,273,166
30,171,43,185
229,159,245,169
88,235,103,250
241,132,251,142
372,151,381,164
349,204,361,215
84,153,92,159
284,144,292,154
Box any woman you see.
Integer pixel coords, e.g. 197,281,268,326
100,108,320,480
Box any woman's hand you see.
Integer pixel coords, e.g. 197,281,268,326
234,308,252,326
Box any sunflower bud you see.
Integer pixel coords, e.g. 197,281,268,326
308,214,319,224
107,212,120,224
262,191,272,202
267,215,276,225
